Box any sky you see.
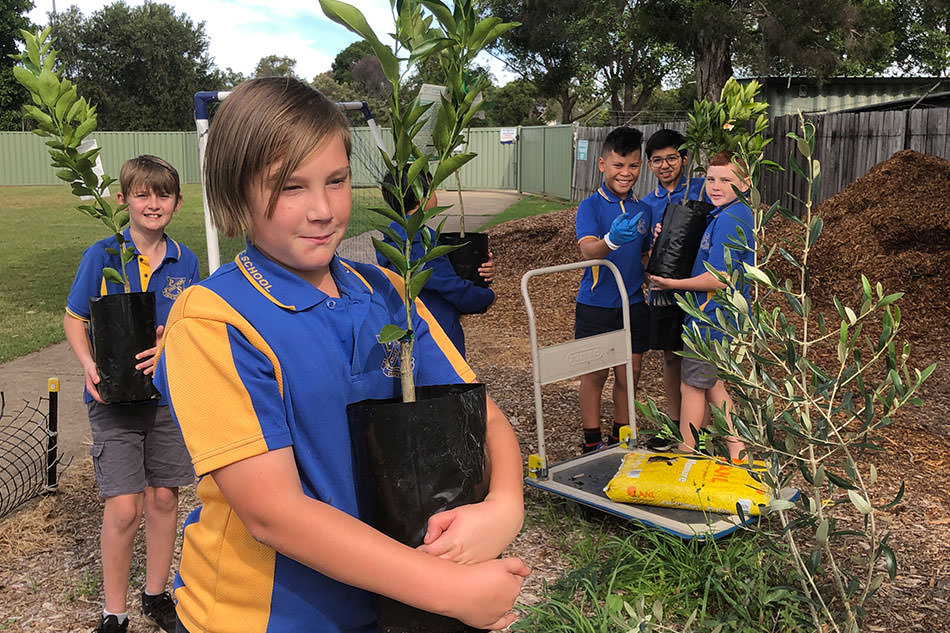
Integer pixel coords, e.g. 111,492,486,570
27,0,517,84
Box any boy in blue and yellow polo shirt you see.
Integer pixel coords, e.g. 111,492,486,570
63,155,198,633
153,78,527,633
640,128,707,450
574,126,651,453
647,150,755,461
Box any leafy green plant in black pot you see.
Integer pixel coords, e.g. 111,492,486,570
319,1,518,632
14,28,159,404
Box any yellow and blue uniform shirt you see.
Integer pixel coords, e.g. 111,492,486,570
575,184,651,308
685,199,756,343
377,222,494,358
153,243,473,633
65,227,199,404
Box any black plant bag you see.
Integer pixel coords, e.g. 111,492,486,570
348,382,490,633
646,199,714,279
437,232,490,289
89,292,161,405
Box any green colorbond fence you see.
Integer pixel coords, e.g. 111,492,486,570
1,125,575,198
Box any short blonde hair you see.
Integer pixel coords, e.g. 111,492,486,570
119,154,181,198
204,77,351,237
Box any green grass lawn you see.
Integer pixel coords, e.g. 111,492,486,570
0,183,384,363
0,185,549,363
477,194,573,231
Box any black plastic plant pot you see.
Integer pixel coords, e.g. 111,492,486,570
348,382,491,633
88,292,160,405
646,199,715,279
438,232,490,288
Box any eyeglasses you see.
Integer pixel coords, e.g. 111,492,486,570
648,154,683,167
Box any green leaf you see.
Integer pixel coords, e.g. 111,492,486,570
417,244,458,267
371,237,408,275
880,544,897,580
816,518,829,547
319,0,399,82
432,152,476,189
421,0,456,32
378,324,408,343
102,267,124,285
848,490,872,514
408,267,433,300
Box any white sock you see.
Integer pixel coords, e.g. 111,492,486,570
103,609,128,623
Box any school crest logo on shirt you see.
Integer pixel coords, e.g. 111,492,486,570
638,216,649,235
699,231,712,253
162,277,187,300
377,336,414,378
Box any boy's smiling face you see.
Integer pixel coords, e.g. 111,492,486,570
647,146,686,189
598,149,642,198
117,186,181,234
246,133,352,290
705,162,750,207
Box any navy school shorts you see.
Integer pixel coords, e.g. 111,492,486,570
574,301,651,354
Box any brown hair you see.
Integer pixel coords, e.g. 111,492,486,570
119,154,181,199
204,77,352,237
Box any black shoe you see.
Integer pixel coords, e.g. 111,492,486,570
644,427,676,451
95,615,128,633
582,440,606,454
141,591,177,633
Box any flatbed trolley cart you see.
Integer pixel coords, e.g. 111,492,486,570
521,260,796,540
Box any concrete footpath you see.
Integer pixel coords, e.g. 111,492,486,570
0,189,523,462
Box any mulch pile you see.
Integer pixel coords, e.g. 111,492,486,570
466,148,950,631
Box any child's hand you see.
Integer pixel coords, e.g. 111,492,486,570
418,495,522,564
134,325,165,376
477,251,494,283
646,273,674,291
447,557,530,630
82,360,104,403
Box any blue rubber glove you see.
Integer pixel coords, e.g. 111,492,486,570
605,210,644,250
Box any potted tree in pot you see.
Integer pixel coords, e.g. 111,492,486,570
646,78,772,280
14,28,160,404
319,1,518,632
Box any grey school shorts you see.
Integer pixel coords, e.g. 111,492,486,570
681,357,719,389
88,402,194,498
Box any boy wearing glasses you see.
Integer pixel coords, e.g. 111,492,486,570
640,129,706,450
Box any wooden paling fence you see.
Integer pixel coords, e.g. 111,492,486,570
574,108,950,209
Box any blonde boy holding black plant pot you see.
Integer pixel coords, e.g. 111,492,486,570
647,150,754,461
63,155,198,633
153,77,527,633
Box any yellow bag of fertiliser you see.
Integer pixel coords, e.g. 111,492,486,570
603,450,770,516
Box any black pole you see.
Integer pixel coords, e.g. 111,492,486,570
45,377,59,493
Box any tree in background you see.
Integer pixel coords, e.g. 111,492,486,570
253,55,300,79
484,0,598,123
48,1,222,130
331,40,375,84
581,0,689,125
0,0,34,130
483,78,545,126
891,0,950,76
639,0,895,100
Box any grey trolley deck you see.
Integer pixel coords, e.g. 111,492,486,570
521,260,793,540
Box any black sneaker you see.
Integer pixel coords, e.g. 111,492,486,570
95,615,128,633
141,591,177,633
582,440,606,454
644,427,676,451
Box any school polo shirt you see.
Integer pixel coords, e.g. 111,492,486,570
65,227,199,404
377,222,495,358
640,175,707,232
575,184,651,308
684,199,756,343
153,243,473,633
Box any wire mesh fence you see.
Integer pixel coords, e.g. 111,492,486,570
0,391,64,520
